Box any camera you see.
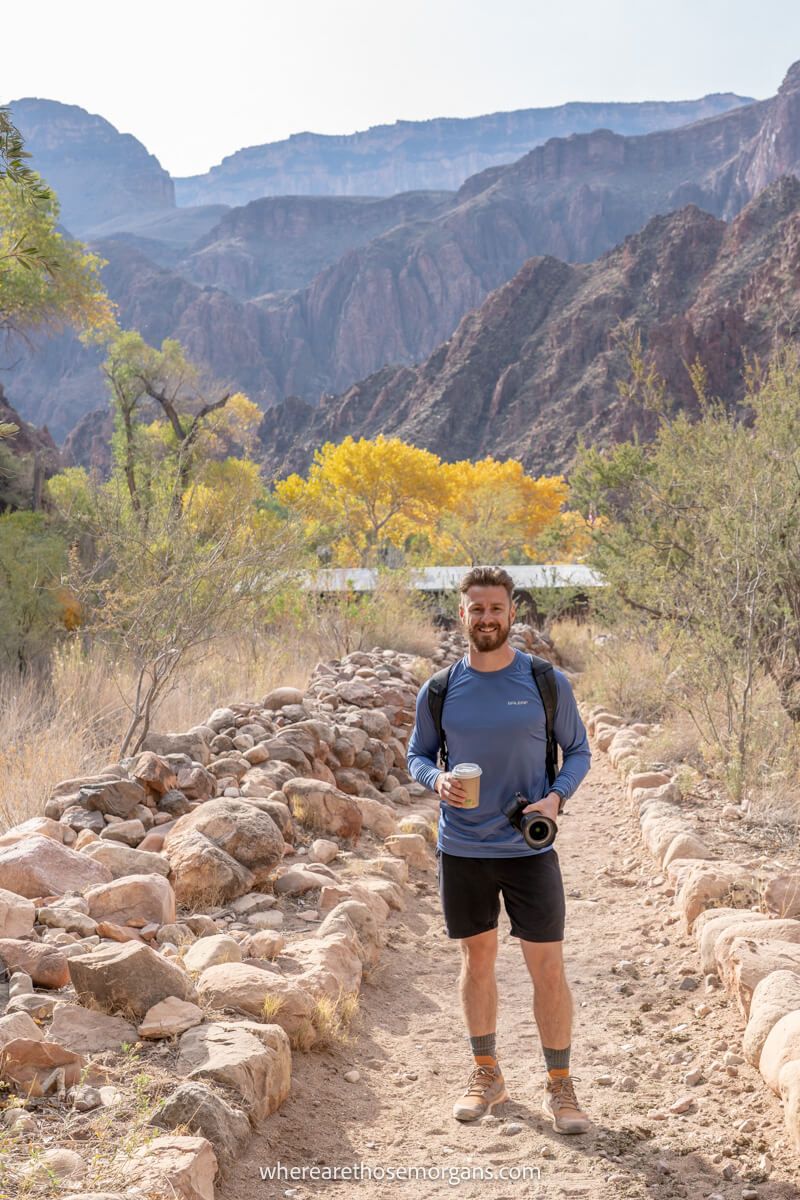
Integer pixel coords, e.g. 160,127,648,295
502,792,558,849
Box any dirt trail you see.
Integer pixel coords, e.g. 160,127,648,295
218,755,800,1200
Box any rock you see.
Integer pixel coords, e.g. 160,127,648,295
246,931,285,959
384,833,432,870
151,1082,250,1168
6,993,58,1020
0,1011,43,1047
184,935,243,973
0,938,70,989
366,855,409,884
131,751,178,794
309,838,339,864
343,1068,360,1082
626,771,671,798
763,873,800,918
49,1004,137,1053
668,1094,694,1114
120,1134,217,1200
176,765,215,799
0,834,112,898
661,833,714,869
0,815,68,845
355,876,405,911
163,829,254,908
274,864,331,896
197,963,314,1037
165,799,283,904
81,779,148,818
81,840,171,878
779,1059,800,1153
316,900,381,967
289,931,363,999
677,862,760,930
24,1147,86,1182
759,1009,800,1092
230,892,277,916
718,938,800,1016
138,998,205,1039
177,1021,291,1120
8,970,33,996
354,796,399,839
247,910,283,931
318,883,389,926
262,686,305,709
744,970,800,1065
159,789,194,817
694,909,770,974
69,941,198,1018
99,817,147,846
283,778,363,841
140,730,211,766
85,873,176,927
37,906,97,937
0,887,35,938
0,1038,83,1096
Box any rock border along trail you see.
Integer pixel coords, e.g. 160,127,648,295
2,625,800,1199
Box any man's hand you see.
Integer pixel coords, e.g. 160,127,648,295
435,772,469,807
522,792,561,822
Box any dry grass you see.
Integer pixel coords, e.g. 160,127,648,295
309,989,360,1049
0,630,318,834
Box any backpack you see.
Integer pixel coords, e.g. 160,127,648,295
426,654,559,787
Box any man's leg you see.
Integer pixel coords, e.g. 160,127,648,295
520,939,589,1133
452,928,509,1120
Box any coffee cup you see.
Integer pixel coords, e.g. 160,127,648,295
451,762,482,808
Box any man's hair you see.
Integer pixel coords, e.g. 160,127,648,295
459,565,515,601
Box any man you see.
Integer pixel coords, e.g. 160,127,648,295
407,565,592,1132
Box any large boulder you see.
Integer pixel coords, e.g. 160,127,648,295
177,1021,291,1121
130,752,178,794
183,935,242,974
676,861,760,930
151,1083,250,1169
0,887,35,938
0,815,67,845
763,873,800,918
84,874,176,927
0,938,70,989
718,937,800,1015
353,796,398,839
163,830,254,907
0,1038,83,1097
82,841,170,879
0,1011,43,1047
759,1010,800,1093
81,779,148,818
0,835,112,899
713,919,800,978
744,970,800,1066
69,941,198,1019
49,1004,137,1053
693,908,768,973
164,799,283,906
780,1060,800,1153
289,931,363,999
120,1135,216,1200
196,963,314,1038
282,778,362,841
140,731,211,766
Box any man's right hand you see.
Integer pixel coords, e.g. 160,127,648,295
435,772,469,807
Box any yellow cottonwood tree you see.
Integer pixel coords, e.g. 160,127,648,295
438,457,568,564
274,434,449,566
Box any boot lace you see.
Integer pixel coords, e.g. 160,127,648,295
550,1074,580,1110
465,1064,498,1096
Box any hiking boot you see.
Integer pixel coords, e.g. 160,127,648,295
542,1074,591,1134
452,1061,509,1121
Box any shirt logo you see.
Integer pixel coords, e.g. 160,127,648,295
508,700,529,705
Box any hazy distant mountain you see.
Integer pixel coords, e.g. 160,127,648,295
175,94,753,207
6,98,175,234
256,176,800,479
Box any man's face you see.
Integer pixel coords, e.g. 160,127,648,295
460,585,515,652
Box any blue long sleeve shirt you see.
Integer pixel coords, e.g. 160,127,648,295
407,649,592,858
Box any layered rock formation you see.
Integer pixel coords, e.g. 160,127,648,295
175,93,752,207
257,176,800,479
8,98,174,234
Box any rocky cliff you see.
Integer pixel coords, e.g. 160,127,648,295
257,177,800,479
175,93,752,207
7,98,175,234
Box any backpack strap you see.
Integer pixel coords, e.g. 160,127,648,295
426,664,453,771
529,653,559,788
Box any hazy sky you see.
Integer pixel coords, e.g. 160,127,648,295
5,0,800,177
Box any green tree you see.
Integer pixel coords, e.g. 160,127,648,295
0,511,69,669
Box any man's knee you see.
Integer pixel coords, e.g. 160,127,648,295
521,940,566,986
459,930,497,977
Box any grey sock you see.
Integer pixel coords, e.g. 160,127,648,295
469,1032,497,1060
543,1045,571,1072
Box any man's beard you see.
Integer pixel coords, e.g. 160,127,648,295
467,619,510,652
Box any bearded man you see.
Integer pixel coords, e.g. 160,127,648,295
407,565,592,1132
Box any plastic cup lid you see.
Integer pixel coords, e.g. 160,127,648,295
452,763,482,776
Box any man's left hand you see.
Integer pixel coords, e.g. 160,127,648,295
522,792,561,822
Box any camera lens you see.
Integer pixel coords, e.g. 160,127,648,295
520,813,557,849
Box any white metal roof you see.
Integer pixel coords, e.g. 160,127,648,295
304,564,604,592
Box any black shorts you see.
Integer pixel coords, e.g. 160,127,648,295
436,848,566,942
